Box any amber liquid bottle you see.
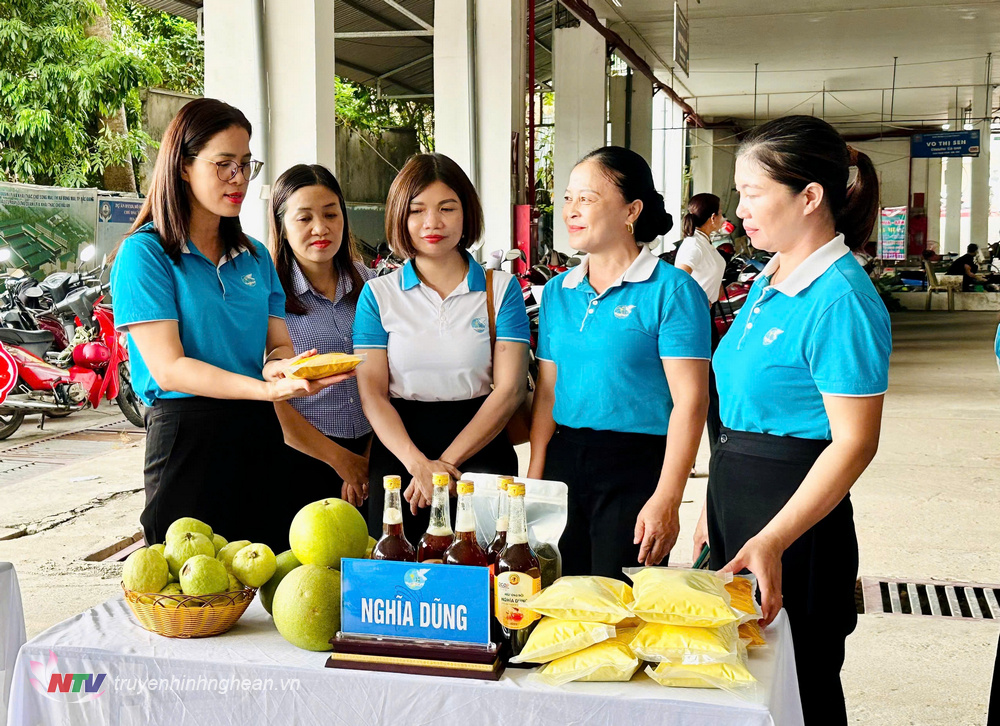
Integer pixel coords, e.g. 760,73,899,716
444,480,489,566
371,475,416,562
486,475,512,573
495,482,541,660
417,472,454,563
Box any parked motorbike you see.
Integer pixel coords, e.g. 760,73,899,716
0,262,145,438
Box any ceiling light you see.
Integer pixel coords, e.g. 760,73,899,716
963,122,974,130
941,123,950,130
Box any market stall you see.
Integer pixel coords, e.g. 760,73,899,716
8,596,801,726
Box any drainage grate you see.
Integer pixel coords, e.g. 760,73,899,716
860,577,1000,621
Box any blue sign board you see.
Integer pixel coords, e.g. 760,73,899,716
340,559,491,645
910,130,980,158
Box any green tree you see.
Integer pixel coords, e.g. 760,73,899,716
0,0,201,189
335,77,433,151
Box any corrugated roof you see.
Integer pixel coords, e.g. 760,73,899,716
134,0,201,23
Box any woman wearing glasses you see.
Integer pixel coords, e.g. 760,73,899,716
110,99,351,549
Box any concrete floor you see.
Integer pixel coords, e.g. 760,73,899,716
1,311,998,724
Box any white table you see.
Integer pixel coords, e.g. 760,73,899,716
8,596,802,726
1,563,26,726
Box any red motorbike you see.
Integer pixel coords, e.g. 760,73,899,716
0,282,145,439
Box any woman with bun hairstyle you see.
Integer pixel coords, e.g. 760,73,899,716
677,192,727,305
696,116,891,723
527,146,711,579
268,164,375,510
110,99,351,550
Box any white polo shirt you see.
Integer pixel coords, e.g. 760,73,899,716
675,230,726,304
353,251,530,402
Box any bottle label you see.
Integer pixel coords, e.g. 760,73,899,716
494,571,541,629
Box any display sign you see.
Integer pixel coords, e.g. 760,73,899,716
910,130,980,158
0,182,98,274
673,2,689,76
878,206,908,261
340,559,491,645
96,196,143,261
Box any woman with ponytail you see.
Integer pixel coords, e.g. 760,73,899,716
694,116,891,723
527,146,711,579
677,193,727,304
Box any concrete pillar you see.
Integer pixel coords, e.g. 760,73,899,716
943,101,963,255
204,0,336,243
434,0,526,260
553,22,606,253
970,83,991,249
608,70,652,164
926,158,943,251
688,128,714,198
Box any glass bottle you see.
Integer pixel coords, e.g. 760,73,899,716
417,472,454,564
495,482,541,658
444,480,489,566
371,475,416,562
486,475,513,572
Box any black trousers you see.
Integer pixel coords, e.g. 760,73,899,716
543,426,666,579
366,396,517,545
143,397,306,552
285,432,372,522
707,428,858,726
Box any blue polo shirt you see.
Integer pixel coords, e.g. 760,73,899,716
353,251,530,402
110,223,285,406
713,234,892,440
536,245,711,436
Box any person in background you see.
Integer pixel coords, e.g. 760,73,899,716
527,146,710,579
353,153,530,544
677,192,728,463
695,115,892,724
946,243,983,291
268,164,375,511
110,99,349,550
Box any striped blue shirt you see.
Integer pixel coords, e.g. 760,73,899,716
284,260,374,439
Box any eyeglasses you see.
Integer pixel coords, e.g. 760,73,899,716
192,157,264,182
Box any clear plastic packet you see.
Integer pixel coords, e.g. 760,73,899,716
284,352,365,379
523,576,633,625
508,617,616,664
629,621,741,665
725,574,764,624
530,640,641,686
623,567,739,628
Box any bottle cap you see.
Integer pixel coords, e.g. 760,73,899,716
383,475,402,490
457,480,475,495
432,472,450,488
496,475,513,491
508,482,525,497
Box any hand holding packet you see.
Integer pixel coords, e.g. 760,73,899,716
283,352,365,380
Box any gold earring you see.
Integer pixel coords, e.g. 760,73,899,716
626,222,635,236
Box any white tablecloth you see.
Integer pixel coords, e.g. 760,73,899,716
8,596,802,726
1,563,27,726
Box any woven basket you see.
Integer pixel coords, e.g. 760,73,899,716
122,582,256,638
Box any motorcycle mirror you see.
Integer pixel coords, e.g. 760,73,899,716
566,257,582,268
79,244,96,263
9,268,25,279
504,249,525,262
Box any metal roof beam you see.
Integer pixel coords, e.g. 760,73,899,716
378,0,433,32
338,0,433,47
335,30,431,38
336,58,425,95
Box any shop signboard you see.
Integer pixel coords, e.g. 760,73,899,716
673,2,689,76
878,206,908,261
340,559,491,645
910,130,980,158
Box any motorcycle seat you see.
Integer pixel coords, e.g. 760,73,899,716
0,328,55,346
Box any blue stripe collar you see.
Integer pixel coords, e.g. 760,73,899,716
400,250,486,292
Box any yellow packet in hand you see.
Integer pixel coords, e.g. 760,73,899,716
284,352,364,380
625,567,739,628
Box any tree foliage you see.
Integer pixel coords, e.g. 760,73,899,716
335,77,433,152
0,0,202,189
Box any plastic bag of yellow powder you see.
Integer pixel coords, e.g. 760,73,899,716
629,621,741,665
725,575,764,623
624,567,739,628
509,617,616,664
531,640,641,686
523,576,633,624
645,642,760,700
739,620,767,647
284,352,364,380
